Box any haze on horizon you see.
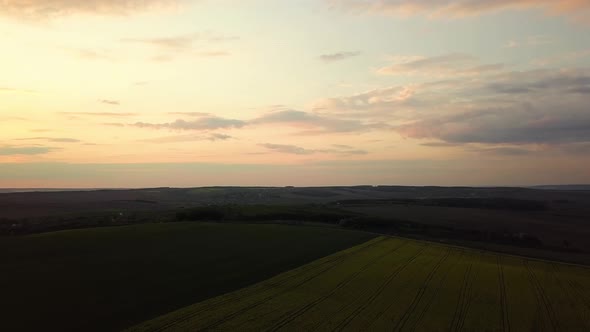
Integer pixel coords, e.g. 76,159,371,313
1,0,590,188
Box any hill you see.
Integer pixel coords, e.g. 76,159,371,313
131,236,590,331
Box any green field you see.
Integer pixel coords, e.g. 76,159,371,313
0,222,375,332
132,237,590,332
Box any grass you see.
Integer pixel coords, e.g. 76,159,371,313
0,222,375,332
131,236,590,332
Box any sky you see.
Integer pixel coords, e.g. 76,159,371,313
1,0,590,187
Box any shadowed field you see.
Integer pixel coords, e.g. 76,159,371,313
131,237,590,332
0,222,375,332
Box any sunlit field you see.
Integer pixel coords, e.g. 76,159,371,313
133,237,590,331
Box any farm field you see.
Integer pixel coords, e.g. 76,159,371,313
0,222,375,332
132,236,590,332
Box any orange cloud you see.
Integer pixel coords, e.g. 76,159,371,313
0,0,183,19
330,0,590,21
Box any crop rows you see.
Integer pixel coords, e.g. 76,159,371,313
130,237,590,332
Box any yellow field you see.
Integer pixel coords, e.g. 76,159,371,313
130,237,590,331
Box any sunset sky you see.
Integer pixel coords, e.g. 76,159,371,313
1,0,590,187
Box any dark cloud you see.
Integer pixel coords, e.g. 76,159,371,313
0,146,57,155
130,117,246,130
421,142,460,147
470,146,534,156
319,51,360,62
318,67,590,147
485,69,590,95
397,104,590,145
561,142,590,154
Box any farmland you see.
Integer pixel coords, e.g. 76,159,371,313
0,222,374,332
132,236,590,332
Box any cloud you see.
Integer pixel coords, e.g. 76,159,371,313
66,48,114,61
167,112,211,117
329,0,590,22
377,53,504,76
130,116,246,130
259,143,368,155
142,133,233,143
196,51,230,57
503,35,554,48
319,51,361,62
122,32,235,61
315,65,590,150
0,0,182,19
15,137,81,143
113,110,388,135
123,32,237,49
332,144,353,149
312,85,421,119
122,33,199,51
0,87,36,93
561,142,590,154
397,106,590,145
209,133,232,141
60,112,137,117
393,69,590,145
484,69,590,95
100,99,120,105
0,116,29,121
260,143,315,155
0,146,57,155
420,142,461,147
532,49,590,67
253,109,390,134
259,143,369,156
471,146,534,155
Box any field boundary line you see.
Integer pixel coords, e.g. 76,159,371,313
409,250,464,332
359,230,590,269
497,256,510,332
548,263,590,330
193,237,388,331
524,260,559,332
332,244,429,331
449,254,475,332
146,237,387,332
393,247,452,332
264,240,409,332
